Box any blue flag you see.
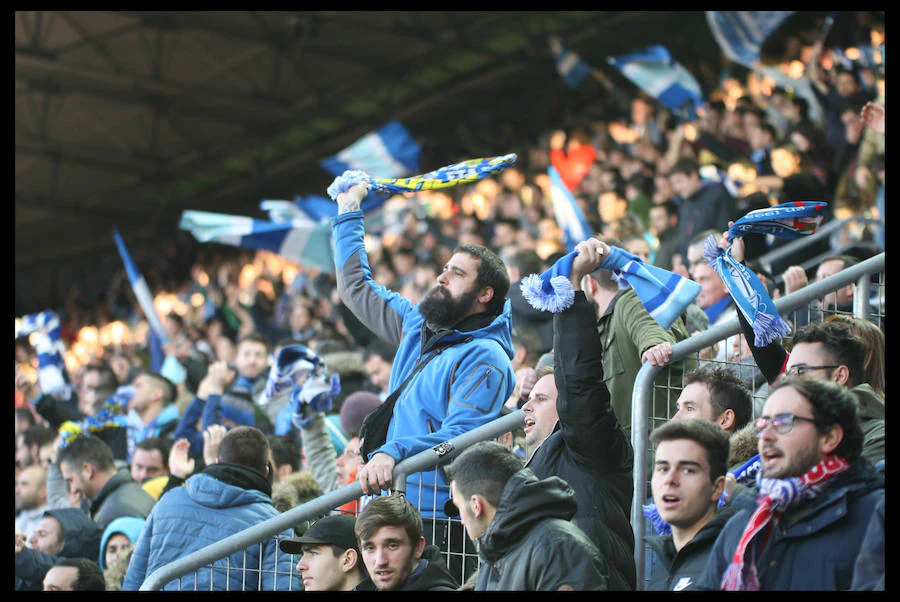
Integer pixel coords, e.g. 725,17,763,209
547,165,592,252
321,120,421,179
179,210,334,274
17,310,73,401
607,45,705,121
549,35,593,90
113,230,171,372
706,11,795,69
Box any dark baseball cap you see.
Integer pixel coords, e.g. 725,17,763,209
279,514,359,555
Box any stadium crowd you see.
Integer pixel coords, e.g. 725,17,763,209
15,11,884,591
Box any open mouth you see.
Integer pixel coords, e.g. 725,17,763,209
659,494,680,509
761,448,782,464
523,417,535,430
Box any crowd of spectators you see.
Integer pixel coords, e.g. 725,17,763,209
15,12,884,591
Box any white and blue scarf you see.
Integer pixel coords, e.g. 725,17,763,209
703,201,827,347
520,246,700,330
17,310,73,402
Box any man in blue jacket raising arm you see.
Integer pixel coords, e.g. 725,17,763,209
331,182,515,579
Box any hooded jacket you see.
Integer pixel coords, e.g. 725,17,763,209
99,515,146,570
15,507,103,590
122,463,299,591
333,210,515,518
695,460,884,590
394,544,459,591
90,467,157,530
525,293,635,590
475,469,610,591
646,504,742,591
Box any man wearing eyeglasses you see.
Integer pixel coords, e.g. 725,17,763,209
695,376,884,590
718,230,885,467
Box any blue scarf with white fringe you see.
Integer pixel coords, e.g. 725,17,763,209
520,246,700,330
703,201,827,347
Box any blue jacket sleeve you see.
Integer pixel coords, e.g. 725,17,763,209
121,511,153,590
332,210,411,349
173,396,206,457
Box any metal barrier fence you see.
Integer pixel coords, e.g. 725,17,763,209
630,252,885,590
139,409,525,590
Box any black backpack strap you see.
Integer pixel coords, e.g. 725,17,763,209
359,335,472,460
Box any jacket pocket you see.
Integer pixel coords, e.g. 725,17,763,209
452,362,504,414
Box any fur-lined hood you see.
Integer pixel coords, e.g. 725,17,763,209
728,421,758,468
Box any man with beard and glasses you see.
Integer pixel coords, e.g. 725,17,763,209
331,182,515,582
695,376,883,590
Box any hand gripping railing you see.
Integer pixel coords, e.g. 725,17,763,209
629,252,884,589
140,409,525,590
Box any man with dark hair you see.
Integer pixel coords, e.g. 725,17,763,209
696,376,884,590
279,514,374,591
649,200,680,271
267,434,300,484
647,419,738,591
813,254,860,313
332,182,515,579
43,557,107,591
355,494,457,591
672,366,753,435
519,238,635,590
127,371,180,443
667,157,737,259
122,426,298,590
17,423,56,471
361,339,396,400
77,362,120,418
57,435,156,529
130,437,170,485
445,441,610,591
581,234,696,437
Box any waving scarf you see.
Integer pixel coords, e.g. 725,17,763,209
721,454,850,590
520,246,700,329
703,201,827,347
326,154,517,198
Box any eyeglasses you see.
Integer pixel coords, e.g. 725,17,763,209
785,364,840,376
755,413,818,435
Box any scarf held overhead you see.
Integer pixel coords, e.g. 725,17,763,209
326,154,518,198
703,201,827,347
520,246,700,330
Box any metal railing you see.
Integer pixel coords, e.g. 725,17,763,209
140,409,525,590
629,252,885,590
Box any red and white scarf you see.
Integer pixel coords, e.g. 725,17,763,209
720,455,850,590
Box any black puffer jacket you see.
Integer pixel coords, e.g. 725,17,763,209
525,293,635,590
475,469,610,591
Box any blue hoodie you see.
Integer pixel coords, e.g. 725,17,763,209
99,515,146,570
333,210,515,517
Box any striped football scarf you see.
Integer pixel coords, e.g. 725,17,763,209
703,201,827,347
326,154,518,198
721,455,850,590
520,246,700,329
18,311,73,401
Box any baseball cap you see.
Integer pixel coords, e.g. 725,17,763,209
279,514,359,555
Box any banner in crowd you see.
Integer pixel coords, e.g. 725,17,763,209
549,35,593,90
113,230,170,372
320,120,422,179
705,11,795,69
547,165,592,252
16,310,73,401
178,210,334,274
607,45,705,121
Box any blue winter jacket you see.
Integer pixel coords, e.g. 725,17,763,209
333,210,515,517
694,460,884,590
121,470,299,591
